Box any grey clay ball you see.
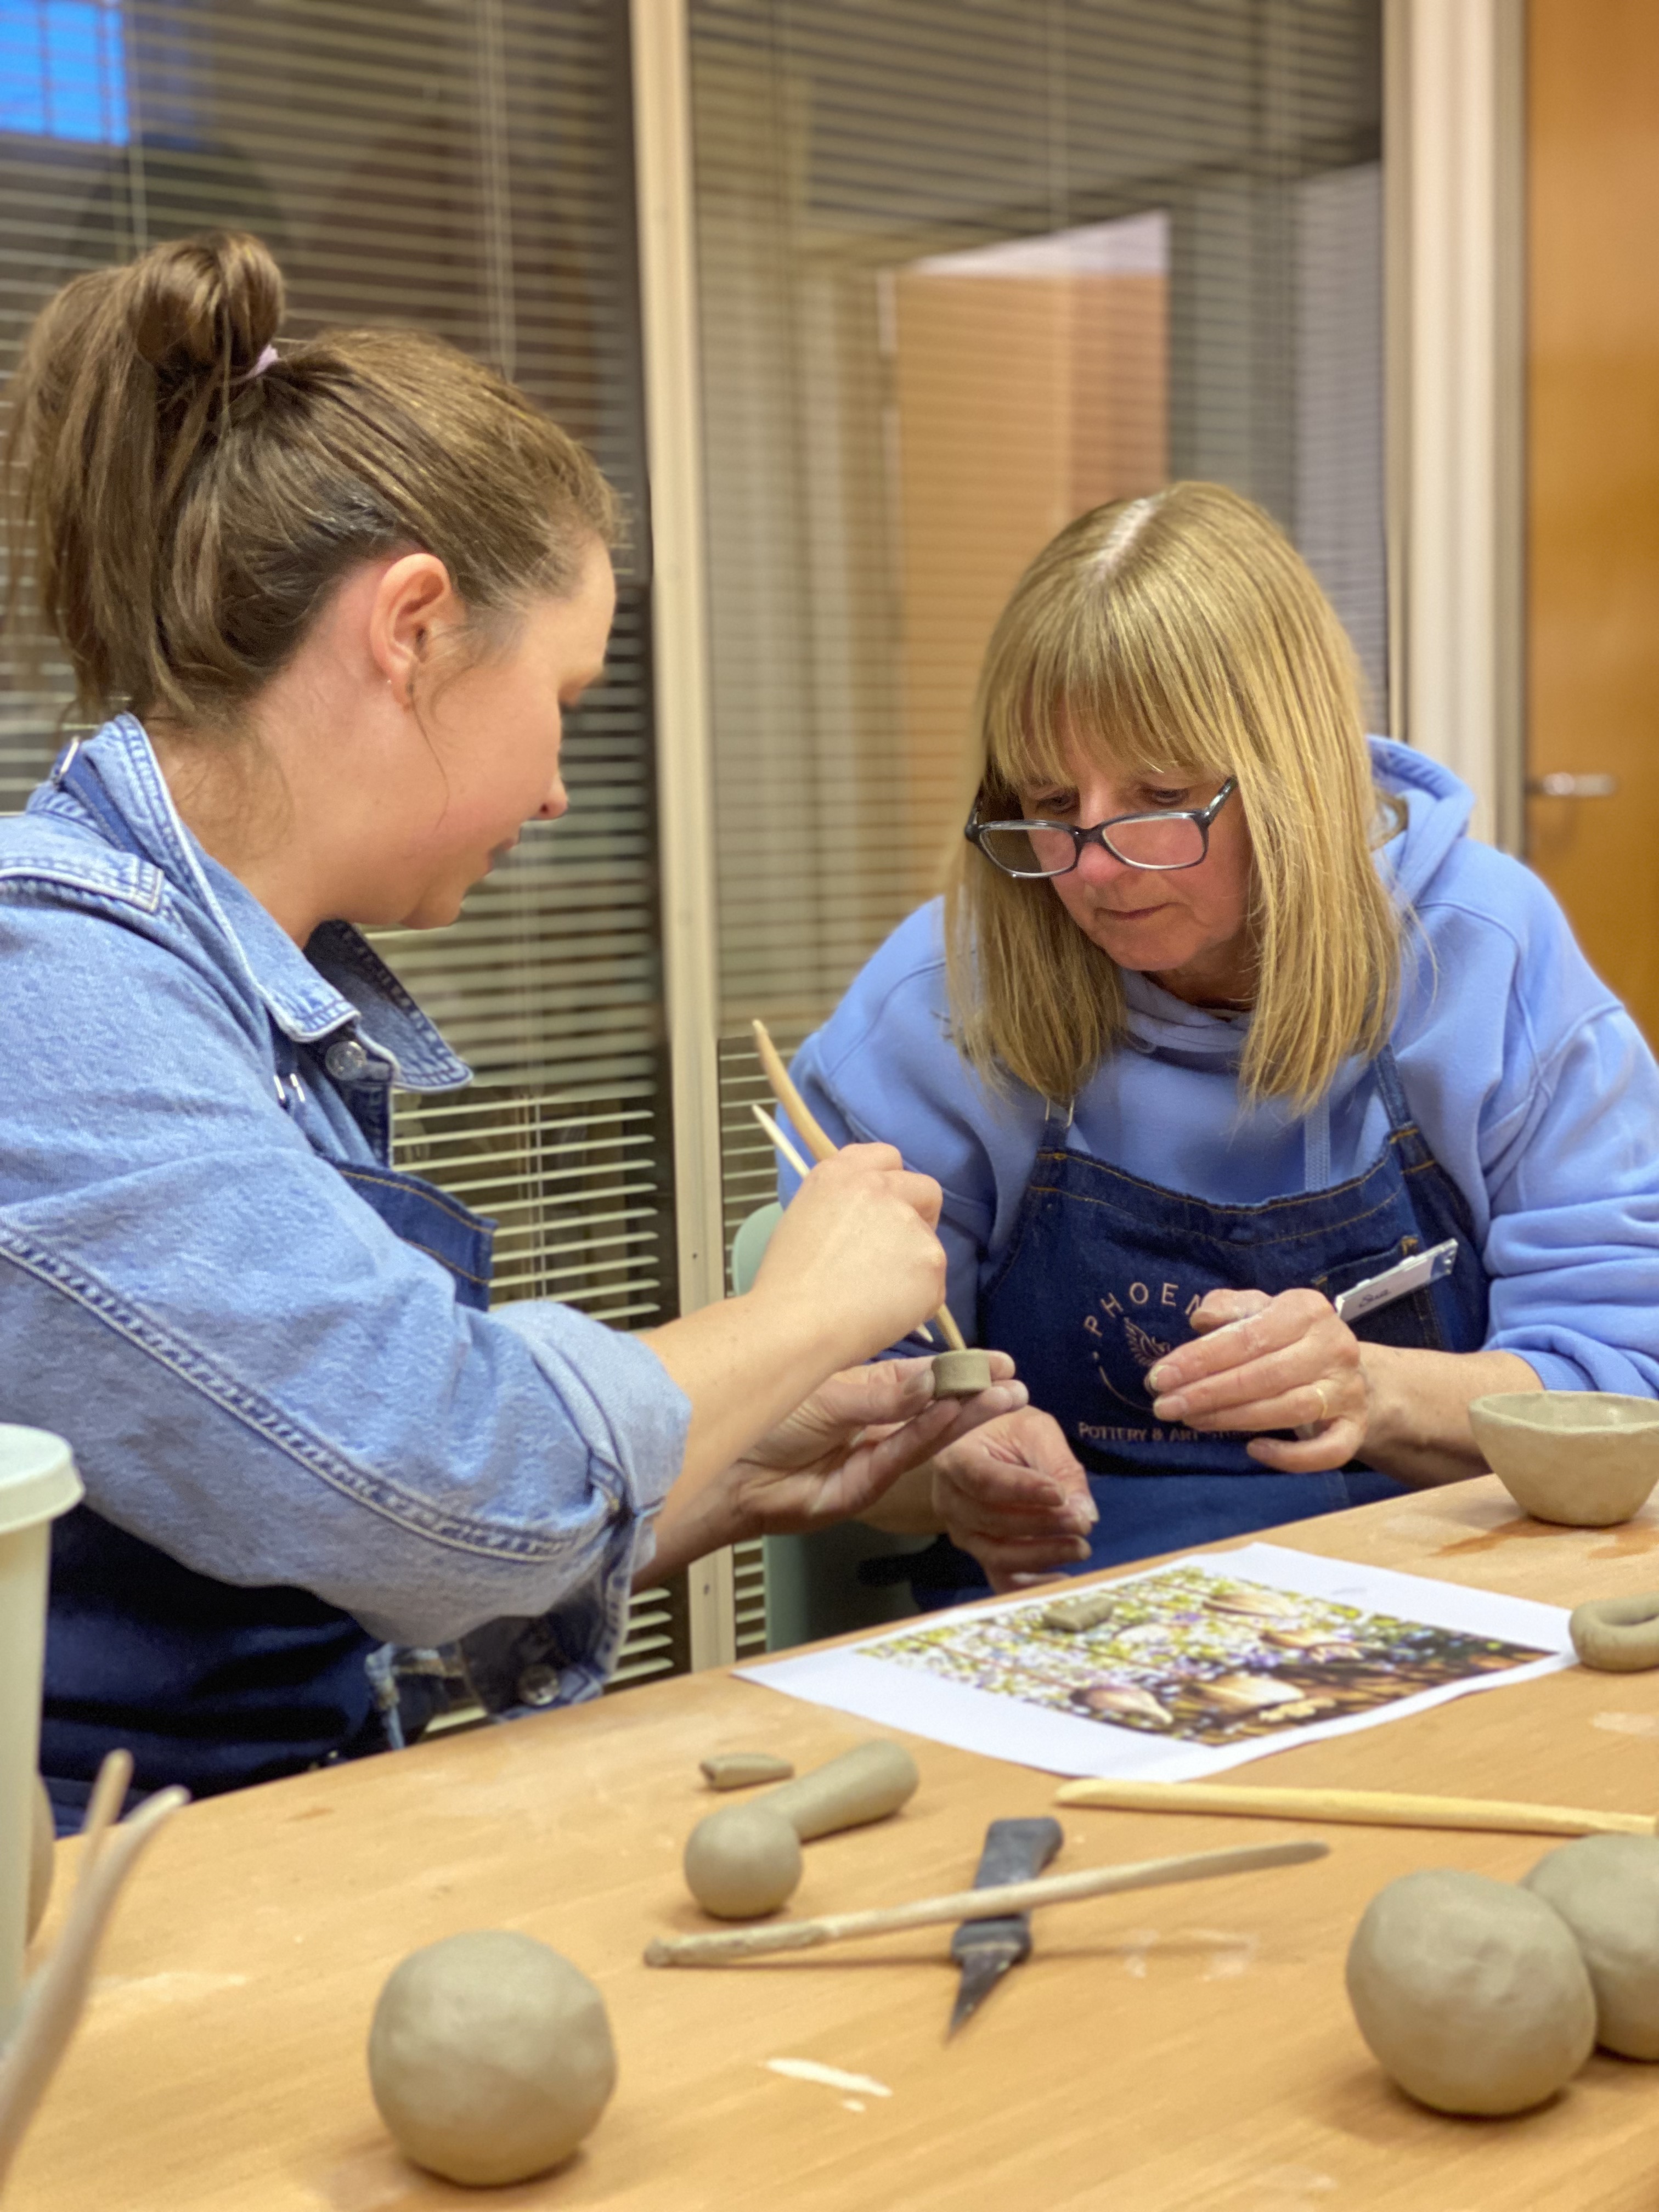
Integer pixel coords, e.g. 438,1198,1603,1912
1345,1869,1595,2115
368,1929,617,2186
1525,1834,1659,2059
683,1803,804,1918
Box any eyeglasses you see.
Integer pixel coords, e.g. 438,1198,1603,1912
964,777,1238,878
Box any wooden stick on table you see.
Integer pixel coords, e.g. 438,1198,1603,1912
0,1752,189,2192
1054,1777,1657,1839
644,1837,1327,1966
751,1018,968,1353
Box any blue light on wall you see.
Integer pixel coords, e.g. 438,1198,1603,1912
0,1,128,145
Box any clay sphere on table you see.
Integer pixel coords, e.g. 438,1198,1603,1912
683,1803,804,1918
368,1930,617,2186
1524,1835,1659,2059
1345,1869,1595,2115
1469,1391,1659,1527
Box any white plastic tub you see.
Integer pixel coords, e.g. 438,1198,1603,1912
0,1427,82,2038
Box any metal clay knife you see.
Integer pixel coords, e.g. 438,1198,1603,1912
947,1815,1064,2038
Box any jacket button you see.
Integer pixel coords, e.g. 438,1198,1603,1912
517,1664,560,1708
325,1037,369,1082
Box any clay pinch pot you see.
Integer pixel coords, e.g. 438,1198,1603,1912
1469,1391,1659,1528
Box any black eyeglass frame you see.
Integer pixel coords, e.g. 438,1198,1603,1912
963,776,1239,878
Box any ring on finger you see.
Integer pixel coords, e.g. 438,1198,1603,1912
1310,1379,1331,1424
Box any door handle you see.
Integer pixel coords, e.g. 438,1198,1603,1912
1527,772,1618,798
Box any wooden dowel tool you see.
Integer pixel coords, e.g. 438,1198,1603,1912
751,1018,968,1353
643,1837,1326,1967
752,1103,936,1347
1053,1778,1656,1839
751,1101,812,1181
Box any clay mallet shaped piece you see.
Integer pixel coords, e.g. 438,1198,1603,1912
682,1741,921,1920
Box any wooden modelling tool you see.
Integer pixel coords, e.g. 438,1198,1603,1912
0,1750,187,2193
1054,1777,1657,1838
644,1836,1327,1966
948,1816,1063,2037
751,1104,936,1350
751,1019,970,1357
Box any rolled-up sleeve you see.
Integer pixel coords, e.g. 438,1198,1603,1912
0,894,689,1667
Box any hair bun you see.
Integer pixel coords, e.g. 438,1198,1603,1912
122,230,284,377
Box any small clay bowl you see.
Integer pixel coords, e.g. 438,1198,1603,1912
1470,1392,1659,1528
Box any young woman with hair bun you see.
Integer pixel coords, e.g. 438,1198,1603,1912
0,230,1031,1823
782,484,1659,1598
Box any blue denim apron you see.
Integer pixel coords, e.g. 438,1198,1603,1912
911,1046,1489,1603
40,746,496,1822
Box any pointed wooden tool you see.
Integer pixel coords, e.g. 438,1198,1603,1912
1053,1778,1657,1838
751,1018,968,1353
643,1837,1327,1966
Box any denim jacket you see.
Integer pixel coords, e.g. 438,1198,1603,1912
0,716,688,1709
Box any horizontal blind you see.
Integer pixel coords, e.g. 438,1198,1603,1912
689,0,1385,1250
0,1,688,1686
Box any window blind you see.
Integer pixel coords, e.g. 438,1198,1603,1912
688,0,1386,1264
0,1,696,1685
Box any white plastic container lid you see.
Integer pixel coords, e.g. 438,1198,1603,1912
0,1426,83,1537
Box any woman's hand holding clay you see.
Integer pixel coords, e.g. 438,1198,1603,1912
1144,1288,1369,1472
725,1353,1028,1534
753,1142,948,1368
930,1407,1098,1590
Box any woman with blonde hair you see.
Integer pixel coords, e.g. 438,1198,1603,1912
783,482,1659,1591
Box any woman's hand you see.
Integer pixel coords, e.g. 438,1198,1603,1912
930,1408,1098,1591
1144,1287,1369,1471
718,1355,1026,1537
751,1143,948,1370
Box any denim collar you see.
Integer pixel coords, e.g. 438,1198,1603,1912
50,716,471,1092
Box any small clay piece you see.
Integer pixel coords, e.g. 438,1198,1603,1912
1041,1589,1121,1634
932,1348,994,1398
683,1804,804,1918
758,1740,920,1842
1345,1868,1595,2115
1469,1390,1659,1527
27,1777,54,1940
699,1751,796,1791
1568,1593,1659,1672
368,1931,616,2186
1524,1835,1659,2058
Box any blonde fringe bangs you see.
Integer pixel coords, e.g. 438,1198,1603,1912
946,483,1403,1113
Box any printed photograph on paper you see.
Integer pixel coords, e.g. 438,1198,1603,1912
867,1564,1553,1746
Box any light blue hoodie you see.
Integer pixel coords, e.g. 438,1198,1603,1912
785,740,1659,1398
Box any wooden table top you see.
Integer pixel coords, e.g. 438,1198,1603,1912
15,1476,1659,2212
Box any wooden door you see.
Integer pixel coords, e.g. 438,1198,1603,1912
1528,0,1659,1045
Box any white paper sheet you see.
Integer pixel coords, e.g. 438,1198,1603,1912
736,1543,1575,1780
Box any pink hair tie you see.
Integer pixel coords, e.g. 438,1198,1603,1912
244,342,279,380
